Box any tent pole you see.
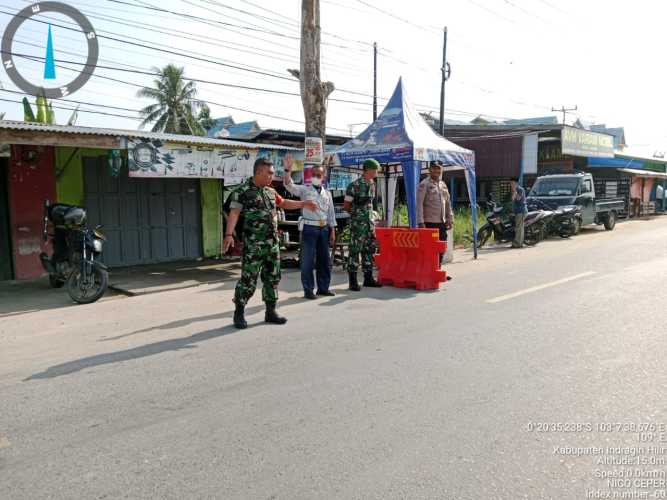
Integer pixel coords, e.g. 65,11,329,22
385,165,390,226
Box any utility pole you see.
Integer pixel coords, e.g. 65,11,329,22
290,0,334,182
551,105,577,125
439,26,451,136
373,42,378,121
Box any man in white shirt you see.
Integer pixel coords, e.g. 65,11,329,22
283,155,337,300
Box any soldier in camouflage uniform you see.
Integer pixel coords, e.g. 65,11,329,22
343,158,383,291
224,157,317,329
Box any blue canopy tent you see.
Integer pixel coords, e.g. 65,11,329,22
331,78,479,258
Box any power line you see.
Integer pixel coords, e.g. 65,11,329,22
3,50,374,107
0,8,298,82
0,87,144,114
355,0,440,35
0,95,142,120
461,0,517,24
104,0,301,40
7,3,370,82
502,0,549,24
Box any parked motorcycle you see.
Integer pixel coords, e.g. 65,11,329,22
40,201,109,304
476,200,544,248
528,199,581,239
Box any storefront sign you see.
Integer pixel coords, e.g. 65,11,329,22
305,136,323,164
127,139,301,185
561,126,614,158
128,138,256,182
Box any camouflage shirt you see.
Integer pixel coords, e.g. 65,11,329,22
344,177,376,222
229,178,282,243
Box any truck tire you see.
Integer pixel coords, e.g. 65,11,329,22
604,211,616,231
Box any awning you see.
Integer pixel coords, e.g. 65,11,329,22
617,168,667,179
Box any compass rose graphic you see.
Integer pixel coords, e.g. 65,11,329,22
1,2,99,98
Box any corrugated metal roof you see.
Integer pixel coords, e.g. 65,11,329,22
0,120,297,150
503,116,558,126
618,168,667,179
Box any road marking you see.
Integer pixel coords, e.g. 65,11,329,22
486,271,596,304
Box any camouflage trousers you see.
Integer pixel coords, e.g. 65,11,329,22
347,219,377,273
234,241,281,306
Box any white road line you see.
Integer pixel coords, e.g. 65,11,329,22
486,271,596,304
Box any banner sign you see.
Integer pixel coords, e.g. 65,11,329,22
561,126,614,158
127,139,302,184
522,133,538,174
305,136,323,164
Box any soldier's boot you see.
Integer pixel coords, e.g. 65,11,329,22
348,272,361,292
233,303,248,330
265,302,287,325
363,271,383,288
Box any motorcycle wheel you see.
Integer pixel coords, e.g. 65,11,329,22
49,274,65,288
559,226,574,238
524,227,540,246
67,266,108,304
476,226,492,248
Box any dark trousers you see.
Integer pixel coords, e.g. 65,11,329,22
424,222,447,264
300,225,332,293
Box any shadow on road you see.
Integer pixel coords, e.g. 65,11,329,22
99,294,309,342
25,324,244,381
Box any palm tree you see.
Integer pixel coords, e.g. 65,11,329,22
137,64,204,135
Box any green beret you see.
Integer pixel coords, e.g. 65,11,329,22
362,159,380,170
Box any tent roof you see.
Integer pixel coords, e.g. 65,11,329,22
332,78,474,168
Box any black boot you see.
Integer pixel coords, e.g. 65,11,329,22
265,303,287,325
363,271,383,288
348,272,361,291
233,303,247,330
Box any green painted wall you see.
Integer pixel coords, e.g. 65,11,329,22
56,147,221,258
55,147,108,205
200,179,222,257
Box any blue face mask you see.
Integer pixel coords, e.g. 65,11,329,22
311,177,322,187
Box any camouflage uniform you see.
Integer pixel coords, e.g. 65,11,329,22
345,177,377,273
229,178,281,306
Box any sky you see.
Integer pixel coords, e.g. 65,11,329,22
0,0,664,151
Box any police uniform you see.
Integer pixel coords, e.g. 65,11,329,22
229,178,284,307
417,176,453,264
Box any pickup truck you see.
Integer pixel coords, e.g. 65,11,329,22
527,172,626,232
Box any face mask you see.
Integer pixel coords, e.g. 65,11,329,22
311,177,322,187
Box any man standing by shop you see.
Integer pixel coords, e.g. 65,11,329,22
283,155,337,300
224,157,318,329
417,161,453,269
344,158,383,291
511,179,528,248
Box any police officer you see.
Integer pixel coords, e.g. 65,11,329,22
343,158,383,291
224,157,317,329
417,161,453,267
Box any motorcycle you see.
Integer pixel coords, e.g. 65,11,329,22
476,200,544,248
528,199,581,239
40,201,109,304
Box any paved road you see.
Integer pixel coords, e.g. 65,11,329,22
2,218,666,500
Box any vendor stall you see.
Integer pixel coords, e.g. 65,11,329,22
330,78,479,258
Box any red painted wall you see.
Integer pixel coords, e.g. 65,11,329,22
8,145,57,280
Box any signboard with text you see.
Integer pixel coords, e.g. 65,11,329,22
305,136,323,164
127,138,301,185
561,126,614,158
